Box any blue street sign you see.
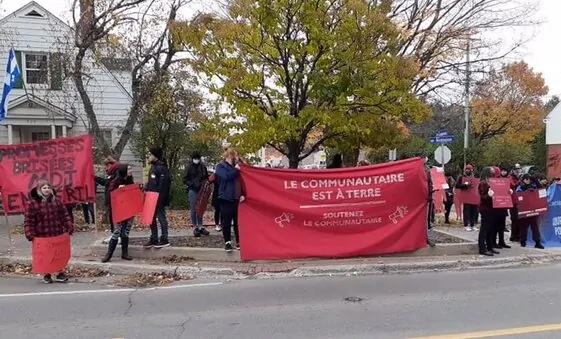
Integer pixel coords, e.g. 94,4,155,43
429,136,456,144
435,130,448,137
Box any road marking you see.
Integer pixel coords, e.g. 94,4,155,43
0,282,223,298
410,323,561,338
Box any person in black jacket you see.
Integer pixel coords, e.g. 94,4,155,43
143,147,172,249
182,151,210,237
444,174,456,224
101,164,135,263
94,154,120,243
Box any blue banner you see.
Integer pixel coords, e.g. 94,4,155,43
527,184,561,247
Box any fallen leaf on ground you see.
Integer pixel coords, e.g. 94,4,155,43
116,272,189,288
161,255,196,264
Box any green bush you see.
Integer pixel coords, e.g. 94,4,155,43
169,173,189,210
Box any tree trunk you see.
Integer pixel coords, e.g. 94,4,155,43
73,50,112,157
287,142,301,168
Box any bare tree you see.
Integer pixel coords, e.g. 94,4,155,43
389,0,539,99
71,0,191,158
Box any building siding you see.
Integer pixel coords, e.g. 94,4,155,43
0,2,142,180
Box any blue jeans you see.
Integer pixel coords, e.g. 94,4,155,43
111,219,132,241
188,189,203,227
150,205,169,242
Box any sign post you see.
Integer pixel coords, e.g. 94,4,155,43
430,130,455,168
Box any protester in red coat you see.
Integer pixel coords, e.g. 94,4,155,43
24,179,73,284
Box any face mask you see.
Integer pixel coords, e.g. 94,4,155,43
193,159,200,164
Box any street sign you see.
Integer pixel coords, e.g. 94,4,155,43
429,136,456,144
434,145,451,165
435,130,449,137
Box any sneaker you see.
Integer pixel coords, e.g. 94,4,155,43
155,239,170,249
464,227,472,232
472,227,479,232
236,244,240,250
43,274,53,284
215,225,222,232
225,241,233,252
200,227,210,236
144,239,158,249
55,272,69,283
193,228,202,237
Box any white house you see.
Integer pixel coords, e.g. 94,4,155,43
0,2,142,178
546,103,561,179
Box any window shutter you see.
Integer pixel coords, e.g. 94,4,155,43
49,52,63,90
13,51,23,89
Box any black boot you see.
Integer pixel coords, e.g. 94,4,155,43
535,241,544,249
101,238,118,263
121,237,132,260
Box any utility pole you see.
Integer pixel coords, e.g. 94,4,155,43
463,36,471,168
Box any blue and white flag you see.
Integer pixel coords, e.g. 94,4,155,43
0,48,21,122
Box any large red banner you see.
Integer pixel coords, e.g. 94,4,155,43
515,189,548,218
0,135,95,213
238,158,429,261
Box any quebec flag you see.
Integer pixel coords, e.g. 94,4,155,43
0,48,21,122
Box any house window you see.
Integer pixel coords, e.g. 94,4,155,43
24,53,49,85
31,132,50,142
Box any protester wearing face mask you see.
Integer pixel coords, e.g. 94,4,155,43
24,180,74,284
182,151,210,237
215,148,242,252
456,164,478,231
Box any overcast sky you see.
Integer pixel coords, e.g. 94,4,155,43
2,0,559,98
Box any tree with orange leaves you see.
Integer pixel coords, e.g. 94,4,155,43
471,61,548,145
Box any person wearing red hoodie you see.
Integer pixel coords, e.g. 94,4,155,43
456,164,478,231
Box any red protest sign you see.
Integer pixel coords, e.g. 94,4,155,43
238,158,428,261
515,189,548,218
110,184,143,224
489,178,513,208
32,233,71,274
430,167,448,191
0,135,95,214
140,192,159,225
454,178,480,205
195,180,212,217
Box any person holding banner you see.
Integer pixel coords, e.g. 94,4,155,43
444,174,456,224
95,154,120,243
477,167,499,256
516,174,544,249
493,166,512,249
215,148,242,252
102,164,135,263
144,147,172,249
24,180,74,283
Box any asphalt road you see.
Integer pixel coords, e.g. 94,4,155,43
3,265,561,338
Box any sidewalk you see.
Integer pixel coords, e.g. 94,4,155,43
1,225,556,280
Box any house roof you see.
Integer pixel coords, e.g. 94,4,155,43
8,94,77,122
1,1,133,99
547,102,561,119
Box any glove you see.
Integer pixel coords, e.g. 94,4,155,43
509,189,513,194
488,189,494,197
240,195,246,203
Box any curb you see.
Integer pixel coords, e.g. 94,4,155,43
3,253,561,280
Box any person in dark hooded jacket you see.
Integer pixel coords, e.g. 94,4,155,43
478,166,499,256
516,174,544,249
144,147,172,248
182,151,210,237
101,164,135,263
94,154,120,238
24,179,73,284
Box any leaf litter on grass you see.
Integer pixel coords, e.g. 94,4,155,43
116,271,191,288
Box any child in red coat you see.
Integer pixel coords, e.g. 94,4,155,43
24,180,74,284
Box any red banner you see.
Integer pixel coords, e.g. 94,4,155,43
110,184,143,224
0,135,95,213
454,178,480,205
195,180,212,217
238,158,429,261
32,233,71,274
489,178,513,208
430,167,447,213
140,192,159,225
515,189,548,218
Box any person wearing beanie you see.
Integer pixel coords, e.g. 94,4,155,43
144,147,172,248
515,174,544,249
456,164,479,231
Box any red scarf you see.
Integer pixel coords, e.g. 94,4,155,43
105,162,119,176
